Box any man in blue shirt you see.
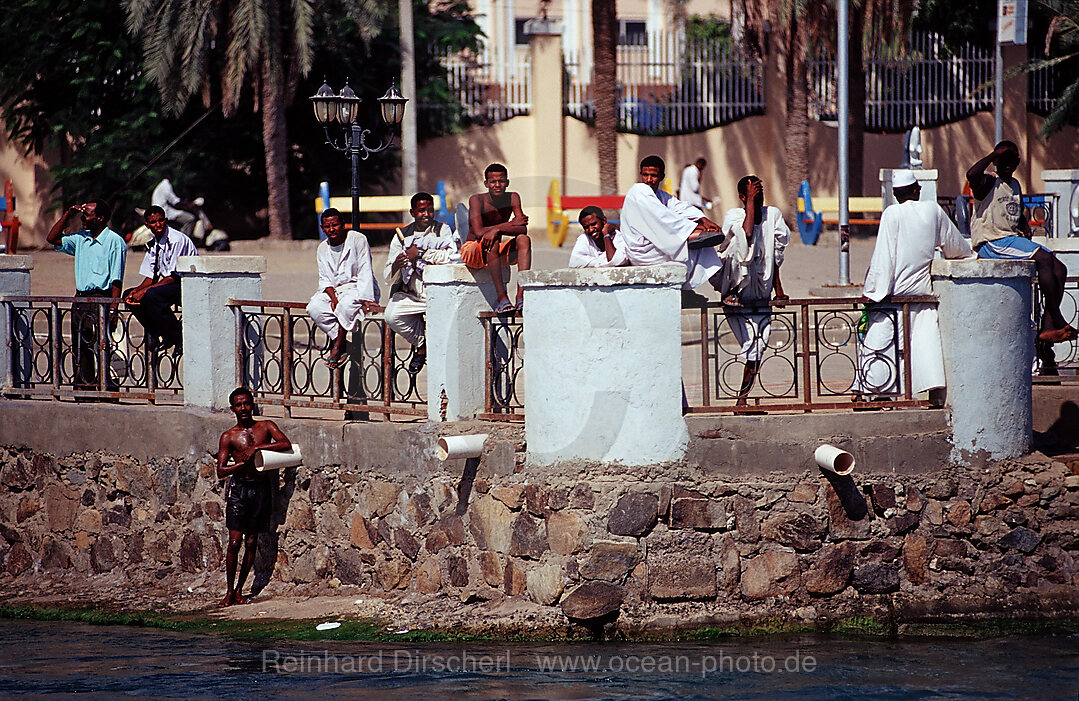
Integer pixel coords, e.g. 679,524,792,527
47,200,126,391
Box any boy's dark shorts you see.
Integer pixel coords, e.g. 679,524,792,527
225,478,271,534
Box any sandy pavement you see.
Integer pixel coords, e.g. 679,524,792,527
19,225,875,302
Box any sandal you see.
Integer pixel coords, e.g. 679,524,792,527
722,293,743,307
325,356,345,369
515,298,524,312
494,299,515,314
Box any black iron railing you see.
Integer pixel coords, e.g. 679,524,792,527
230,300,426,418
2,295,183,403
683,297,934,413
480,310,524,420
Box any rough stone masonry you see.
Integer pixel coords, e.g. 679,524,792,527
1,406,1077,634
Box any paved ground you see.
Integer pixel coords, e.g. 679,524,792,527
22,225,876,301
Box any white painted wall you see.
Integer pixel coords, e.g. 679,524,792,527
178,256,265,411
520,264,689,466
424,264,511,422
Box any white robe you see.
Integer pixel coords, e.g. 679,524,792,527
568,230,628,268
619,183,724,290
859,200,974,395
679,164,704,207
719,206,791,362
306,231,380,337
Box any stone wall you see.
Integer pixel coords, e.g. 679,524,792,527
2,408,1077,633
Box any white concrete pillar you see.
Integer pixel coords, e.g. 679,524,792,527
1041,169,1079,238
880,168,938,209
177,256,265,411
520,264,689,466
0,255,33,390
423,264,510,422
932,258,1033,461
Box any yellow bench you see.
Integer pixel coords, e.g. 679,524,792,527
797,195,883,227
315,180,449,232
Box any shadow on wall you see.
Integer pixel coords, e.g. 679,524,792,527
251,465,297,596
1034,400,1079,456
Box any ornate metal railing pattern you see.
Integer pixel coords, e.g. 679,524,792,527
230,300,426,418
2,296,183,403
1033,278,1079,379
684,297,933,413
480,311,524,420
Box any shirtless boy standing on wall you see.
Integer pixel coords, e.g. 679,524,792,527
215,387,291,607
464,163,532,313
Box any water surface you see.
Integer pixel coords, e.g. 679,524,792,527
1,620,1076,699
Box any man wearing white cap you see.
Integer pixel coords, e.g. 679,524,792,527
856,170,973,403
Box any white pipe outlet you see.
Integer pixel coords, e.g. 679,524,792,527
437,434,488,461
254,445,303,471
814,444,855,475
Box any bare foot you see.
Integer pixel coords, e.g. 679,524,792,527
234,594,250,605
218,592,235,608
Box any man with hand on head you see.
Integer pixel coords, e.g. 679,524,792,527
46,199,126,391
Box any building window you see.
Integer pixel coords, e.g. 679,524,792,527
516,18,529,45
618,20,647,46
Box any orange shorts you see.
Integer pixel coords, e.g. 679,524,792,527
461,238,514,269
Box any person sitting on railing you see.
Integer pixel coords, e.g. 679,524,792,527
46,199,126,393
305,208,380,369
856,170,974,406
464,163,531,313
720,175,791,406
122,205,197,355
620,155,732,297
568,206,628,268
383,192,461,374
967,141,1075,344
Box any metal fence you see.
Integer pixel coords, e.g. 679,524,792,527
1034,278,1079,380
1027,51,1068,115
565,32,765,134
231,301,426,418
682,297,934,413
2,296,183,403
419,50,531,132
809,32,994,131
481,311,524,420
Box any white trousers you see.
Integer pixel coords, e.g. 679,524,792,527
306,284,367,338
383,291,427,347
857,303,943,395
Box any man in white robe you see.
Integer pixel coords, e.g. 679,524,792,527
719,175,791,405
857,170,973,402
306,208,380,367
620,155,730,292
679,157,711,209
383,192,461,373
568,206,628,269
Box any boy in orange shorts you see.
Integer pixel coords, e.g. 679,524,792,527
464,163,531,312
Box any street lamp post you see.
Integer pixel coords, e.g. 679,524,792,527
310,80,408,232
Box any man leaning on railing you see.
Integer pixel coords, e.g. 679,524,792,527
856,170,974,407
46,199,126,393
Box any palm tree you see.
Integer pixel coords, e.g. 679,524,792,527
124,0,384,240
739,0,834,216
1016,0,1079,139
592,0,619,195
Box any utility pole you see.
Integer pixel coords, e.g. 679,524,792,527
400,0,418,199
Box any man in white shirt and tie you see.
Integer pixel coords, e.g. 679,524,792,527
123,205,198,354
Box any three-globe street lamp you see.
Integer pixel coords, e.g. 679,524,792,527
310,80,408,232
